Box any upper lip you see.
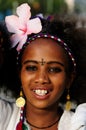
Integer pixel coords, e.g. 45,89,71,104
31,86,53,92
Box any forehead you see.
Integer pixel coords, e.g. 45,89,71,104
24,38,65,53
22,38,68,64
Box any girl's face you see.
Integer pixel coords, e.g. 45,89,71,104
20,38,74,109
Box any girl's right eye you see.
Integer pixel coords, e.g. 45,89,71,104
25,65,38,71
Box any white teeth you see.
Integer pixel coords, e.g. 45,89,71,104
34,90,48,96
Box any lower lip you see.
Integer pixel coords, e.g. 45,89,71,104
32,91,50,100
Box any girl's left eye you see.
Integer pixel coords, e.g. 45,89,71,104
48,67,62,73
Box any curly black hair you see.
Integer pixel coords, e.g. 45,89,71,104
0,21,11,85
0,21,20,97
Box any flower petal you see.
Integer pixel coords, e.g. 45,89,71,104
11,34,21,48
17,34,27,51
5,15,20,33
27,18,42,34
5,3,42,51
17,3,31,23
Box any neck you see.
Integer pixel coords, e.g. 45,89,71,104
25,103,62,129
26,118,59,129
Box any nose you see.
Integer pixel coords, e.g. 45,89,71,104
34,69,50,84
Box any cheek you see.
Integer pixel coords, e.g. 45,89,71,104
20,68,35,89
52,73,67,94
20,70,30,98
20,69,29,87
52,73,67,87
51,78,67,103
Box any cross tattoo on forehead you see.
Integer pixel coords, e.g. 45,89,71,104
39,58,46,65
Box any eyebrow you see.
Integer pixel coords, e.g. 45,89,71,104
47,61,64,66
23,60,38,64
23,60,64,67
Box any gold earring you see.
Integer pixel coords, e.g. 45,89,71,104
16,90,26,107
65,89,72,111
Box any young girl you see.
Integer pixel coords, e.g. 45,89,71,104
1,3,86,130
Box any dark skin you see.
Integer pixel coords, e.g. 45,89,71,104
20,38,75,130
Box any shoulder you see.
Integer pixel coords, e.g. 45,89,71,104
0,99,13,117
0,99,14,129
0,99,20,130
58,103,86,130
58,109,74,130
71,103,86,130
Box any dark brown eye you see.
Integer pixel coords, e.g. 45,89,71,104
48,67,62,73
26,65,38,71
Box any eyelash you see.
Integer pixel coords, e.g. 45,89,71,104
48,67,62,73
25,65,62,73
25,65,37,71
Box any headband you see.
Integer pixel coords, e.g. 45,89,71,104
18,33,76,70
5,3,76,70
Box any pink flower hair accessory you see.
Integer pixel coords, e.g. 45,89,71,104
5,3,42,51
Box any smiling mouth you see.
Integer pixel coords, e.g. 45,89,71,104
33,89,49,96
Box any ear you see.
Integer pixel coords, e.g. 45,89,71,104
66,71,76,89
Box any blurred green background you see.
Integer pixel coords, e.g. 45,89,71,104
0,0,86,20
